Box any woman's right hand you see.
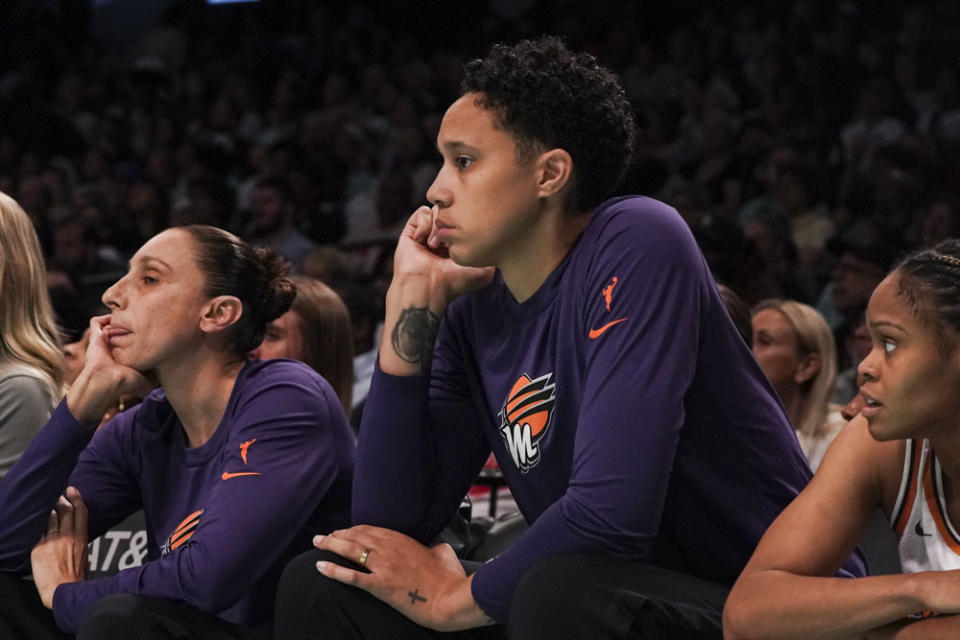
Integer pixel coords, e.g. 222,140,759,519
65,316,153,426
393,206,495,305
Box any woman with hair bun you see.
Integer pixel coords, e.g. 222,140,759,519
726,239,960,639
0,225,355,639
0,191,64,478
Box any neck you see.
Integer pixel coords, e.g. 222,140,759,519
499,205,591,303
156,348,245,448
778,386,806,433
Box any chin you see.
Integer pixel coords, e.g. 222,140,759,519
866,418,906,442
448,246,492,269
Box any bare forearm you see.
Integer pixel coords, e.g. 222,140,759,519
867,615,960,639
724,571,927,640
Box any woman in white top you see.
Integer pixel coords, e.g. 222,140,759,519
751,298,844,470
0,191,63,477
725,240,960,639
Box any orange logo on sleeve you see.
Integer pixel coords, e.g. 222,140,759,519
602,277,618,311
240,438,256,464
161,509,203,555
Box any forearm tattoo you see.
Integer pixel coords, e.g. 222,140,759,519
391,306,440,371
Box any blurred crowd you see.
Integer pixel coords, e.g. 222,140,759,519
1,0,960,393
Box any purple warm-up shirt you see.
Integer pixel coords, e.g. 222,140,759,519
355,196,866,623
0,359,355,633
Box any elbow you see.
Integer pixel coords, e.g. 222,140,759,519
185,578,244,613
721,594,764,640
177,559,249,613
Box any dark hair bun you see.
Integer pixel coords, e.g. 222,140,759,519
254,247,297,322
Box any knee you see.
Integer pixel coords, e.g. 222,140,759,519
274,549,359,639
77,593,146,639
277,549,344,609
508,554,588,634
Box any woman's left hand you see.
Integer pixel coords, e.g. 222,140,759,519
313,525,493,631
31,487,88,609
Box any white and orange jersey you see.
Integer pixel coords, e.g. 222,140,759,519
892,439,960,573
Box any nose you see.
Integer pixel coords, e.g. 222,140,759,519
426,168,451,208
857,346,879,383
101,274,126,310
250,346,263,360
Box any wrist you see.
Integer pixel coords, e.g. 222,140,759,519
66,366,124,426
429,574,490,632
387,274,452,315
904,572,932,612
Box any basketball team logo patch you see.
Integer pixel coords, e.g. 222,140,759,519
161,509,203,556
498,373,556,473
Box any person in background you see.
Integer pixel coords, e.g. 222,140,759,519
252,276,354,418
725,239,960,639
718,283,754,348
0,191,64,479
752,299,844,471
246,178,317,272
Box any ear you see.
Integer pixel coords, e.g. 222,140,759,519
199,296,243,335
535,148,574,200
794,352,821,385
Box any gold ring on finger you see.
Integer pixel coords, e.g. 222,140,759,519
359,548,372,567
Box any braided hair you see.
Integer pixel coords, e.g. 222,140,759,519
895,239,960,348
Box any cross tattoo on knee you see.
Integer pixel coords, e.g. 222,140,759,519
408,588,427,604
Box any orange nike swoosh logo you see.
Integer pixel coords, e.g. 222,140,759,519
221,471,263,480
588,317,628,339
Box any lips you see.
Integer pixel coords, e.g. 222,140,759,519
104,324,132,340
433,218,455,243
860,391,883,418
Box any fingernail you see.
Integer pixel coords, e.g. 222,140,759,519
316,561,329,572
313,534,324,546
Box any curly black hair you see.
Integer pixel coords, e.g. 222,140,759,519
461,36,636,214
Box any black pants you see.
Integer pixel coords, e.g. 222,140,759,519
274,550,728,640
0,573,269,640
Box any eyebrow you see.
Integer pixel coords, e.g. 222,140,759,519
439,140,476,153
869,320,907,333
130,256,172,272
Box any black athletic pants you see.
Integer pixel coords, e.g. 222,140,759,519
274,550,729,639
0,573,269,640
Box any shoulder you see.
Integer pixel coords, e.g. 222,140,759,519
234,359,340,415
587,196,691,246
582,196,702,270
240,357,327,389
575,196,708,298
0,364,54,406
815,415,904,509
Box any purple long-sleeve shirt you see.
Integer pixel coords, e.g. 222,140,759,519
355,196,866,623
0,359,355,633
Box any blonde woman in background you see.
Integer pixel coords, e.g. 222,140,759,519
752,298,843,470
252,276,354,418
0,191,63,478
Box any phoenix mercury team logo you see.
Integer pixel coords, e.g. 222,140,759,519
161,509,203,556
498,373,556,473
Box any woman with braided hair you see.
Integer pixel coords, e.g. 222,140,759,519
725,239,960,639
0,226,354,639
